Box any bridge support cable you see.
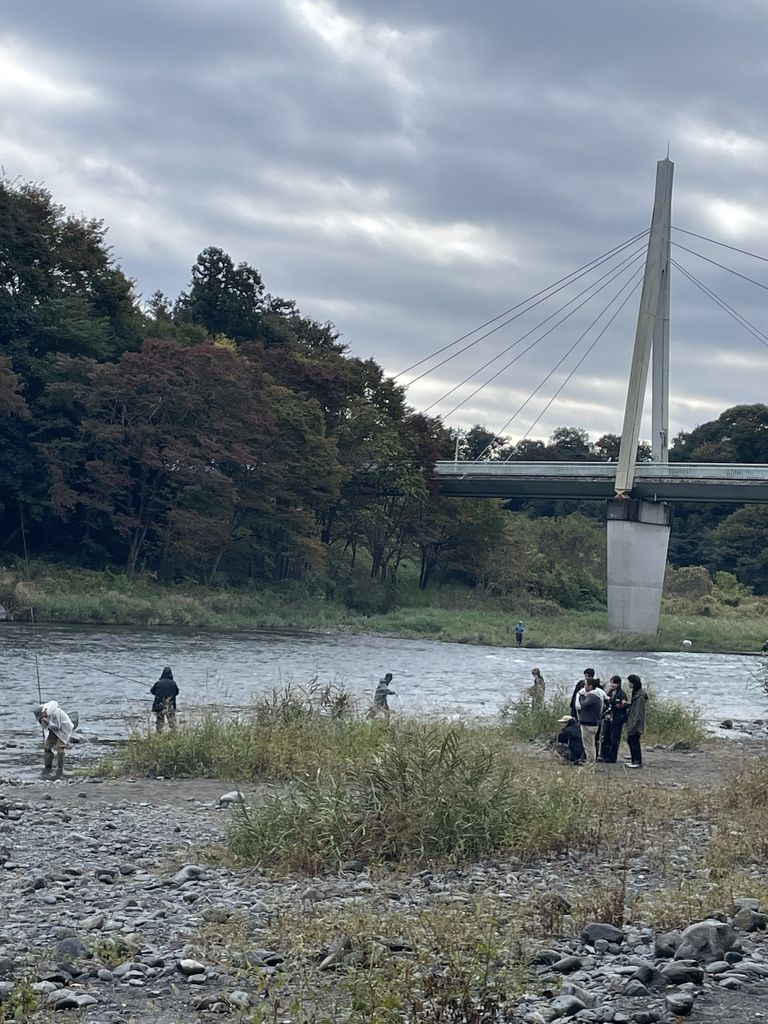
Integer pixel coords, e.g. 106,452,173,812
672,227,768,268
503,274,644,459
394,229,649,383
670,241,768,294
424,246,647,417
467,266,644,463
403,234,651,389
670,258,768,351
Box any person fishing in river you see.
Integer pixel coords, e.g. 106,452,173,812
370,673,396,721
150,667,179,733
33,700,75,779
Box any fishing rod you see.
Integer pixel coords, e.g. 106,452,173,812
29,605,45,739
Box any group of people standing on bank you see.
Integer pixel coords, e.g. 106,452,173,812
555,668,647,769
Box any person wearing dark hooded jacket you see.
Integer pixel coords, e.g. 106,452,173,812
150,667,179,733
602,675,628,763
625,674,647,768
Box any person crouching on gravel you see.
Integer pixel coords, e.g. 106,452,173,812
150,666,179,733
34,700,75,779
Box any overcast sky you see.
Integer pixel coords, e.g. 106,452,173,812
3,0,768,445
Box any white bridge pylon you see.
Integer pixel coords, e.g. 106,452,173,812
615,157,674,494
608,157,674,634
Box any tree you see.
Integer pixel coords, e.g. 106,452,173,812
414,497,506,590
175,247,266,342
459,425,510,461
595,433,652,463
548,426,593,460
43,340,282,575
705,506,768,593
0,179,142,375
0,357,27,418
671,404,768,463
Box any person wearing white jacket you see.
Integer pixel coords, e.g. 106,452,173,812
33,700,75,778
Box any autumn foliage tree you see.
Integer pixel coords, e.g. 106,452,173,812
43,340,339,578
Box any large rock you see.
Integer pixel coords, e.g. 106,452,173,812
732,907,767,932
172,864,206,884
178,959,206,976
661,963,704,985
549,994,585,1017
653,929,681,958
674,919,737,963
665,991,695,1016
581,922,624,945
630,963,669,991
551,955,582,974
54,937,89,962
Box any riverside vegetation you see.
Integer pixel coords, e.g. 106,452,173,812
82,685,768,1023
4,561,768,652
108,683,708,872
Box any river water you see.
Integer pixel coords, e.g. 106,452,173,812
1,624,764,779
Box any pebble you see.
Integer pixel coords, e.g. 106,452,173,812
178,959,206,975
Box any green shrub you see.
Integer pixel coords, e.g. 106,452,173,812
644,692,707,746
112,682,395,780
498,691,570,741
228,724,589,871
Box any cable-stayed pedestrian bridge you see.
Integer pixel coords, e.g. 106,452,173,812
396,156,768,634
434,461,768,503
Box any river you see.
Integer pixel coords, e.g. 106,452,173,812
1,624,764,779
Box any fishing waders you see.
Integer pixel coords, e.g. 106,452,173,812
43,737,65,778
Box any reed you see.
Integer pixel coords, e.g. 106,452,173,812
228,725,591,871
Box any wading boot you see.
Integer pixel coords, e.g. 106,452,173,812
43,750,53,778
54,750,65,780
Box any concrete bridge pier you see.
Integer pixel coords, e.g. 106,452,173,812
606,499,671,634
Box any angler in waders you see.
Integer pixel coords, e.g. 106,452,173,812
34,700,76,779
150,667,179,733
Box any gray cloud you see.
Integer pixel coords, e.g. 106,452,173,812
3,0,768,446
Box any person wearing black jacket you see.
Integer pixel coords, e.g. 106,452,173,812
150,666,179,733
601,675,628,763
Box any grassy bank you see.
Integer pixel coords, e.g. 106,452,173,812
3,562,768,652
197,752,768,1024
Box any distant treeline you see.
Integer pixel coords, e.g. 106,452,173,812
2,179,767,608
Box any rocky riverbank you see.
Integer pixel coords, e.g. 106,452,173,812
0,764,767,1023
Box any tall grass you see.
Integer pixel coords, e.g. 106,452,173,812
645,692,707,745
229,724,590,871
113,677,706,791
114,683,390,780
498,690,570,741
498,689,706,747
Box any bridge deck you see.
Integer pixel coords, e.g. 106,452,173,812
434,462,768,502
